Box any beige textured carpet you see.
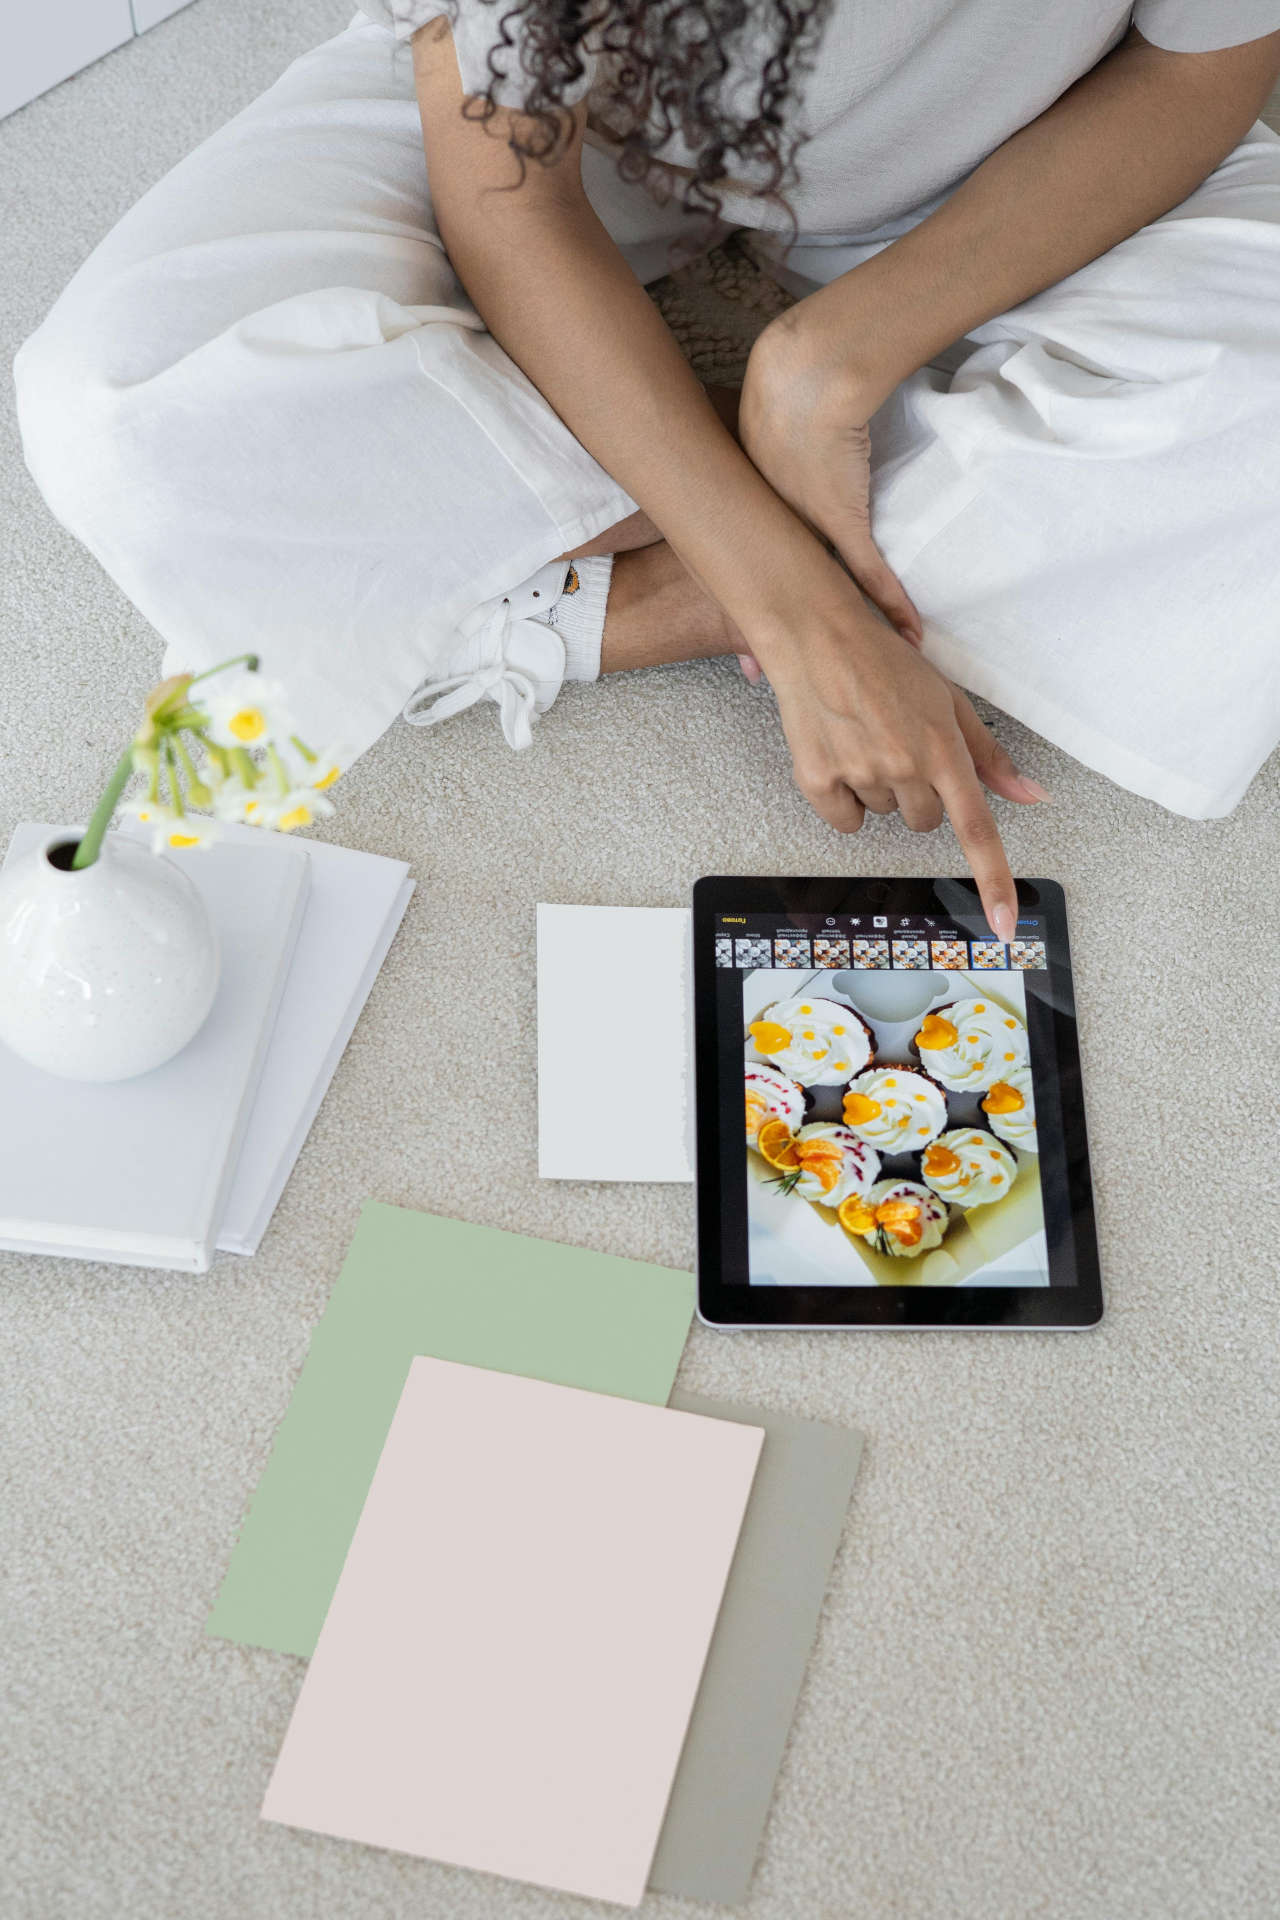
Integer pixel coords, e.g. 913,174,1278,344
3,6,1279,1918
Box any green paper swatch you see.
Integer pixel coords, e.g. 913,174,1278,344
208,1202,695,1656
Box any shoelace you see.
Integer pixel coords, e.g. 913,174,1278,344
401,600,544,751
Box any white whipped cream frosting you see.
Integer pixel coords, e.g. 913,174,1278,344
779,1123,881,1206
981,1063,1038,1153
744,1062,807,1144
745,993,872,1088
913,996,1029,1092
847,1179,949,1259
841,1066,947,1150
921,1128,1018,1208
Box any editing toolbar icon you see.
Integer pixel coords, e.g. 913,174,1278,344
873,915,888,928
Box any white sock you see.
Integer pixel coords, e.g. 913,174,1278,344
544,554,613,683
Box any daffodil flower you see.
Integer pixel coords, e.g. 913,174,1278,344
252,787,336,833
120,797,220,854
287,734,348,793
199,671,293,752
157,815,220,853
211,775,259,823
72,654,341,869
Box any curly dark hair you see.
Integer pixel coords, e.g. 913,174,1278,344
461,0,832,230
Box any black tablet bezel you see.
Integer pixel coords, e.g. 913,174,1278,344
693,876,1102,1330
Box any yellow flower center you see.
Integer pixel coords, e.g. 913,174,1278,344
313,764,340,790
228,707,268,742
168,832,201,849
277,805,312,832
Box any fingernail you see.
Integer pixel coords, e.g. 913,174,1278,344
1017,776,1052,803
992,903,1016,942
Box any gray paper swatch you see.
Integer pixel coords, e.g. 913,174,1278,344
649,1395,863,1905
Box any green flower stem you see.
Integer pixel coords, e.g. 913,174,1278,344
203,740,230,782
289,733,317,764
164,739,186,817
71,747,137,870
187,652,260,687
133,743,160,803
173,731,211,807
266,743,291,795
230,747,259,789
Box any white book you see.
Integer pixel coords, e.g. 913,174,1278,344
537,904,694,1182
213,827,413,1255
0,825,309,1272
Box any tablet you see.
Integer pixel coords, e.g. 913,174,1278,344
693,877,1102,1330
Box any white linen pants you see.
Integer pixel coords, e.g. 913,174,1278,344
14,15,1280,816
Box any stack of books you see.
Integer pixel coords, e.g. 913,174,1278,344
0,822,413,1269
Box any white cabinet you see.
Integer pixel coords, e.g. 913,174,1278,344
131,0,198,30
0,0,201,122
0,0,135,121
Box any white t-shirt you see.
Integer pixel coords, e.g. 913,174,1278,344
366,0,1280,232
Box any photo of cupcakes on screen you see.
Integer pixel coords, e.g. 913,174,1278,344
838,1180,949,1259
911,997,1028,1092
840,1065,948,1152
744,1062,807,1147
980,1065,1038,1153
920,1128,1018,1209
755,1120,881,1206
745,994,874,1088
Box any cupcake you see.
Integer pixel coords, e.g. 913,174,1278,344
838,1180,949,1259
921,1128,1018,1209
745,994,873,1088
980,1065,1038,1154
757,1121,881,1206
912,996,1029,1092
840,1065,948,1152
744,1062,807,1147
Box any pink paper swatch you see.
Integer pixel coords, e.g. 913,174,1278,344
262,1357,762,1907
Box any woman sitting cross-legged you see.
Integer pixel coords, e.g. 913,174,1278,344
15,2,1280,937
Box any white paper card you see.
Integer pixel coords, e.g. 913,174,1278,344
537,904,693,1181
261,1358,762,1908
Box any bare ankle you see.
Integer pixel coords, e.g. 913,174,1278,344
600,540,741,673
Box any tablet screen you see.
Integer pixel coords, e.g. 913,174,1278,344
693,879,1101,1328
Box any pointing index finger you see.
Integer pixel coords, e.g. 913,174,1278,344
936,759,1017,944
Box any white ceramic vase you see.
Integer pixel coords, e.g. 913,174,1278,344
0,828,220,1082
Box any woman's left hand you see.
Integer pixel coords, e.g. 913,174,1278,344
735,304,1048,814
738,302,922,646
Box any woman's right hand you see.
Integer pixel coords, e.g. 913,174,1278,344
746,582,1029,942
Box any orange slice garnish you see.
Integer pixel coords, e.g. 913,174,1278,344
756,1119,800,1169
875,1198,924,1246
792,1137,844,1192
838,1196,877,1235
838,1194,925,1246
